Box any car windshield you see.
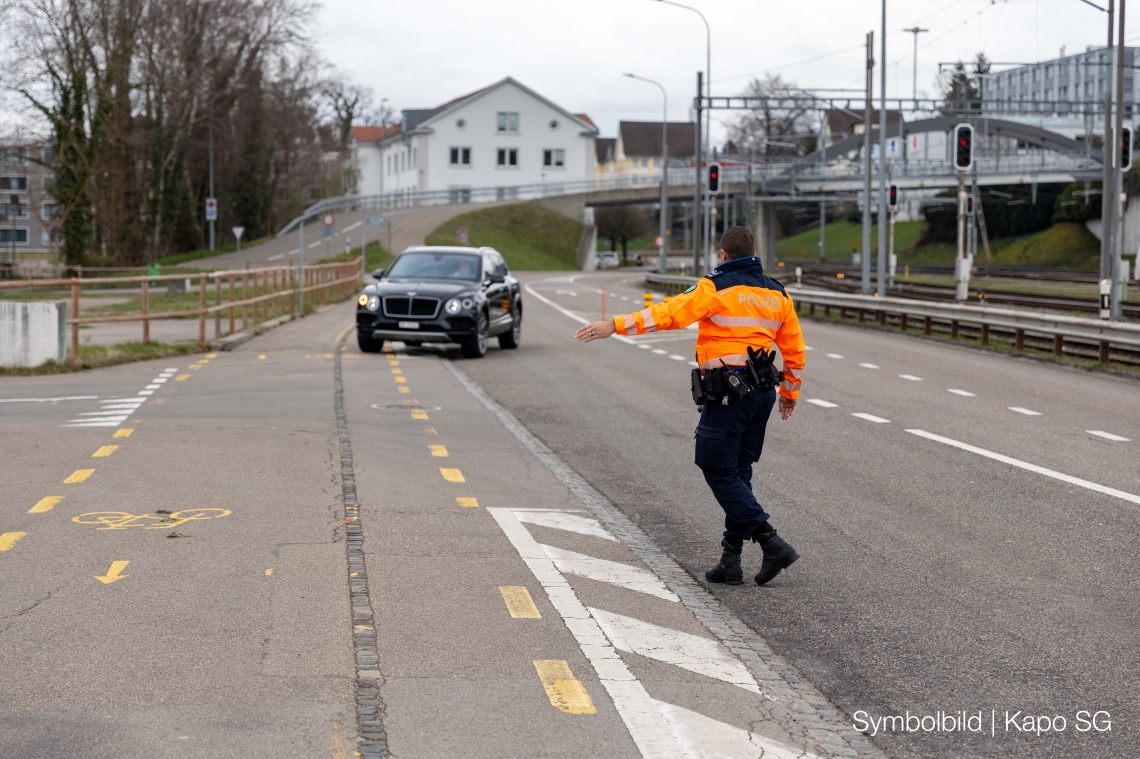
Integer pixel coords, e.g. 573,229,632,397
386,253,481,281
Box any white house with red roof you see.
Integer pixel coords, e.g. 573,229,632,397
351,77,598,201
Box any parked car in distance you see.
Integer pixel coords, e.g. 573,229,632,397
597,251,620,269
355,246,522,358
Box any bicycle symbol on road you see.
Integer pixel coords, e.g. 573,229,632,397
72,509,231,530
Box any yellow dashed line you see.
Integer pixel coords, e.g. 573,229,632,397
423,426,437,435
28,496,63,514
439,468,465,483
411,409,429,420
113,428,133,438
391,368,403,375
265,568,274,576
258,355,266,360
189,365,203,370
0,532,27,552
389,360,399,366
429,445,448,457
394,376,407,384
533,660,596,714
207,353,218,358
65,469,95,484
456,497,479,508
397,386,410,394
91,445,118,458
500,586,541,618
175,374,190,381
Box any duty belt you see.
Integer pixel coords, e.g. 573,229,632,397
691,347,783,407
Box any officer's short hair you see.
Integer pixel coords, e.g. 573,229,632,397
720,227,756,259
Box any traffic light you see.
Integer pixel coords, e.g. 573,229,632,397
888,184,899,210
1122,126,1133,172
708,162,721,195
965,194,975,217
954,123,974,171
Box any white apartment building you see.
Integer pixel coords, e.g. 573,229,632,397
352,78,598,202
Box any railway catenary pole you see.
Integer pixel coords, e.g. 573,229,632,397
1102,0,1117,288
1111,0,1127,320
877,0,888,297
862,31,874,294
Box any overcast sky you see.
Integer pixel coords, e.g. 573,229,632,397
316,0,1133,142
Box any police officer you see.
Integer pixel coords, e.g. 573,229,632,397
575,226,805,586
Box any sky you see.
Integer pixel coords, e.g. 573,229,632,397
315,0,1137,143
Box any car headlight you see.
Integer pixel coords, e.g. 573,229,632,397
366,295,379,311
445,298,462,315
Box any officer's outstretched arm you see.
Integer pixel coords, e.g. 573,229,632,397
576,280,718,343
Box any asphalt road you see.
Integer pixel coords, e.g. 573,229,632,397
3,265,1136,758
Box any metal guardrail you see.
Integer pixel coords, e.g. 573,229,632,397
644,273,1140,361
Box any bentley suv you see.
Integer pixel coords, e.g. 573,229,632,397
356,246,522,358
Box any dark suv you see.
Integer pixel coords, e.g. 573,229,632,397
356,246,522,358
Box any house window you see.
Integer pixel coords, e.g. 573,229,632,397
0,176,27,191
42,147,57,163
0,148,26,164
42,228,58,245
543,149,564,167
0,202,28,218
497,112,519,132
42,202,59,219
0,228,28,244
450,147,471,166
43,176,55,191
496,148,518,167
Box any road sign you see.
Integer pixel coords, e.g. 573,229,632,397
321,213,335,227
322,226,336,238
457,226,468,244
654,235,665,248
365,213,386,227
232,226,245,241
205,197,217,221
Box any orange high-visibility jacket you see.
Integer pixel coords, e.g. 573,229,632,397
614,256,805,400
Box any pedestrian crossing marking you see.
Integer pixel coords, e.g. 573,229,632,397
533,660,596,714
499,586,541,618
28,496,63,514
439,468,465,483
65,469,95,484
0,532,27,551
113,428,134,438
92,445,118,458
456,497,479,508
429,445,448,457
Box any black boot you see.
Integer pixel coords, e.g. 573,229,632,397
705,539,743,585
753,525,799,586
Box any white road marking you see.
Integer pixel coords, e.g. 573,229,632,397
805,399,838,408
898,374,923,381
62,373,173,428
145,384,161,390
825,353,843,359
268,254,284,261
947,389,976,397
512,509,617,542
542,545,679,602
1008,407,1042,416
652,349,668,355
78,410,136,417
638,344,652,350
0,396,97,403
488,508,688,757
656,700,820,759
288,249,299,256
343,220,362,232
555,289,579,296
62,421,123,428
137,390,154,396
523,282,636,345
858,363,880,369
1087,430,1131,442
668,355,686,361
590,608,761,694
907,429,1140,506
852,413,890,423
308,240,322,248
688,361,699,368
804,346,813,351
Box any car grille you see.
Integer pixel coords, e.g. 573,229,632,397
384,297,440,318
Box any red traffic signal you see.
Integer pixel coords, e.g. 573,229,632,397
965,194,975,217
1122,126,1133,173
888,184,898,210
954,123,974,171
708,162,721,195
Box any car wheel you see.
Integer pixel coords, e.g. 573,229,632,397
461,311,489,358
357,330,381,353
498,307,521,349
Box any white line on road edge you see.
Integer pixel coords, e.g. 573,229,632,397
859,363,880,369
0,396,98,403
898,374,923,381
343,220,362,232
825,353,844,359
444,358,882,759
524,281,636,344
852,413,891,423
1008,407,1042,416
947,389,976,397
806,399,838,408
907,429,1140,505
1087,430,1131,442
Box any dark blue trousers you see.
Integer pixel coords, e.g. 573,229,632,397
694,388,777,542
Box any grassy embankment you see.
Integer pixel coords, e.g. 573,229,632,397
0,341,204,377
425,203,583,270
777,219,1101,268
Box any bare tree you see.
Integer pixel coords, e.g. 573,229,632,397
726,74,816,158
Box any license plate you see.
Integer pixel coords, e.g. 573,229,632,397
398,321,420,330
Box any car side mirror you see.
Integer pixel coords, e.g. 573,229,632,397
488,272,505,284
371,269,385,280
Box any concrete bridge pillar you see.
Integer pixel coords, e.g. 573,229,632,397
754,202,778,272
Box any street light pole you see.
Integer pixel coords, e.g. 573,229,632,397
877,0,889,297
862,31,874,294
623,74,670,274
903,27,928,109
653,0,710,271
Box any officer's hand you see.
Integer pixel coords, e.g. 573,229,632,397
778,396,797,420
575,319,616,343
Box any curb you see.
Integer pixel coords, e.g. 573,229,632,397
208,314,296,352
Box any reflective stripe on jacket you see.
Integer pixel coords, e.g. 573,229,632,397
614,256,806,400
